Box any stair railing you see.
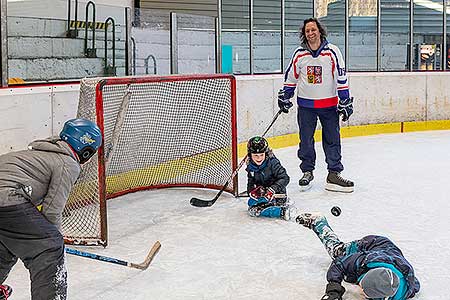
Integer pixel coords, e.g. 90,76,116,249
104,17,116,76
131,37,136,75
67,0,79,38
84,1,96,57
145,54,157,75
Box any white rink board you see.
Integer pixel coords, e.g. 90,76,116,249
0,84,79,154
1,72,450,154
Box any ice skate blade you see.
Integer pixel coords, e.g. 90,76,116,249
325,183,354,193
299,183,312,192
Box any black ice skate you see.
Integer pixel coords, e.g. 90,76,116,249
325,171,354,193
0,284,12,300
298,171,314,191
295,212,321,229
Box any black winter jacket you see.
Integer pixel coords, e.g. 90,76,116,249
246,153,290,194
327,235,420,299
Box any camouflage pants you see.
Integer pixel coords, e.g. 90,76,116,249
311,215,357,259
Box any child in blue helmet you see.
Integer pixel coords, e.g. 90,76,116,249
0,118,102,300
246,136,291,220
295,213,420,300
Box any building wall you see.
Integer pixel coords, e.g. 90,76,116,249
1,72,450,155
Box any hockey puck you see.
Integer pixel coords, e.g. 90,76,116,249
331,206,341,217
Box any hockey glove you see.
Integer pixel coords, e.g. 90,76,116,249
263,187,275,202
278,89,293,113
337,97,354,122
249,186,266,200
320,282,346,300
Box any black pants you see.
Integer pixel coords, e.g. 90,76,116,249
297,106,344,173
0,202,66,300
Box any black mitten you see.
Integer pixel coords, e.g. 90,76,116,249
277,89,294,113
337,97,354,122
320,282,346,300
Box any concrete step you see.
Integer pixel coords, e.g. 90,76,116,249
77,25,124,40
9,57,105,81
8,35,126,59
8,16,67,38
9,16,124,39
8,37,85,58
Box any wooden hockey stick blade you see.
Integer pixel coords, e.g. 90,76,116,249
66,240,161,270
129,240,162,270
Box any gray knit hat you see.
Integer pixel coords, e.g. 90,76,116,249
360,267,399,298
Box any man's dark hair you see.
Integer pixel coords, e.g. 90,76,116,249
300,18,327,45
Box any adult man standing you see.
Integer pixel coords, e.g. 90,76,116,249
0,118,102,300
278,18,354,192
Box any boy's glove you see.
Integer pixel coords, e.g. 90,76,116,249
278,89,293,113
263,187,275,201
249,186,266,200
337,97,353,122
321,282,346,300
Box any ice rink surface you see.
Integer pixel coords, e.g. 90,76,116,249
6,130,450,299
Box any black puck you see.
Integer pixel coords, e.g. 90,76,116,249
331,206,341,217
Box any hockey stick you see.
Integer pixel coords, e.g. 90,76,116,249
104,86,132,169
237,191,287,198
66,240,161,270
190,109,283,207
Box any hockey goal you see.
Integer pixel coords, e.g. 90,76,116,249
62,74,237,246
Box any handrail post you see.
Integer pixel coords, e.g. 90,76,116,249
125,7,132,75
84,1,96,57
144,54,157,74
131,36,136,75
104,17,116,76
170,12,178,74
66,0,79,38
0,0,8,87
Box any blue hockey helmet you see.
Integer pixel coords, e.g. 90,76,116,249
60,118,102,164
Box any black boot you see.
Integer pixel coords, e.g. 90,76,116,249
298,171,314,191
0,284,12,300
325,171,354,193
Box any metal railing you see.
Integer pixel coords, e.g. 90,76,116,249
104,17,116,76
66,0,78,38
84,1,96,58
144,54,157,74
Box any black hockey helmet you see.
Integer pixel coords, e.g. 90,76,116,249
247,136,269,155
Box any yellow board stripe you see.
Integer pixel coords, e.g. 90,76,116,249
238,120,450,157
106,147,232,195
67,146,233,205
70,20,107,29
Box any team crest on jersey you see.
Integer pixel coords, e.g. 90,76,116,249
80,133,96,145
307,66,322,84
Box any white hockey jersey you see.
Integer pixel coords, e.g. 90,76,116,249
283,40,349,108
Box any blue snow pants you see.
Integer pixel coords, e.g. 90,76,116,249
0,202,67,300
297,106,344,173
247,198,285,218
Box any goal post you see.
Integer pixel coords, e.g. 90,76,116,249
62,74,238,246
